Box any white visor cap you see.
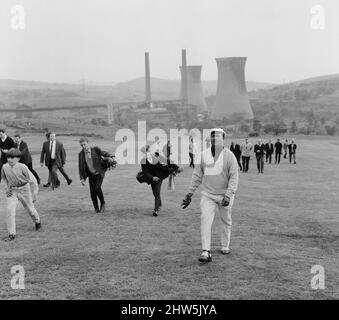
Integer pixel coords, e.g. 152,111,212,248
210,128,226,136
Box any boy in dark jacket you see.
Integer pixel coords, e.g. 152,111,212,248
78,137,115,213
254,139,266,173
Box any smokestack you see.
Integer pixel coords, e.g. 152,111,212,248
211,57,253,121
181,49,188,106
180,65,208,113
145,52,151,107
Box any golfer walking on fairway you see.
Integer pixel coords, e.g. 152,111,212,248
181,128,239,263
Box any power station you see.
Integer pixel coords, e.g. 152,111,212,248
4,51,254,125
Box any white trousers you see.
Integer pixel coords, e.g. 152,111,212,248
200,194,234,251
6,185,40,235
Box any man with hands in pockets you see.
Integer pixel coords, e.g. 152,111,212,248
181,128,239,263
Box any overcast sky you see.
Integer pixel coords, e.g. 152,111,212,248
1,0,338,84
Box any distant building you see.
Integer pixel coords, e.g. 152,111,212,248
211,57,254,121
16,104,33,119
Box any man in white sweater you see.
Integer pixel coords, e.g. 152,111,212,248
1,149,41,241
182,128,239,263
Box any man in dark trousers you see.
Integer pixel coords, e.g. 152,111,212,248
0,128,15,181
40,132,72,189
163,139,174,190
13,133,41,184
140,145,165,217
274,138,283,164
230,142,242,171
78,137,115,213
288,138,297,164
240,137,252,172
265,139,274,164
189,136,196,168
41,132,52,187
254,139,266,173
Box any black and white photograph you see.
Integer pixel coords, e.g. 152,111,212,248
0,0,338,306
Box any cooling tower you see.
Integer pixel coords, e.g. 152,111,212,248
145,52,151,107
211,57,253,121
180,65,208,113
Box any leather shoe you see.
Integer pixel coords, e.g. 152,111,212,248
198,250,212,263
3,234,15,242
220,247,231,254
35,222,42,231
99,203,106,213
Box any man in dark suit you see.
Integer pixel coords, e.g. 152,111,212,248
78,137,115,213
0,128,15,181
274,138,283,164
41,132,52,187
254,139,266,173
265,139,274,164
288,138,297,164
13,133,41,184
140,145,166,217
40,132,72,189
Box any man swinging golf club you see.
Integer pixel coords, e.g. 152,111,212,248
181,128,239,263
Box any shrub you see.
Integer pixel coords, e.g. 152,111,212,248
315,126,327,135
239,122,250,133
290,120,298,134
263,123,275,134
297,126,310,135
325,125,337,136
252,119,262,133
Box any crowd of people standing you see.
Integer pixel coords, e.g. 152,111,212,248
228,137,297,174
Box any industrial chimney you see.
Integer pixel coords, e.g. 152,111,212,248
211,57,253,121
145,52,151,108
181,49,188,107
180,65,208,113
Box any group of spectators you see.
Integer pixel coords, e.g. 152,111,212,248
229,137,297,173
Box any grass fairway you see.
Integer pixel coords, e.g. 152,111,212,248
0,135,338,299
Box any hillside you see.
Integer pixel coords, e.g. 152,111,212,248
247,73,339,135
0,79,119,109
0,79,116,91
293,73,339,85
111,77,274,100
249,73,339,111
0,77,273,109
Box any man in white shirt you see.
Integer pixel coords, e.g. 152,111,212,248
1,149,41,241
240,137,252,172
181,128,239,263
0,128,15,181
189,136,197,168
149,136,164,157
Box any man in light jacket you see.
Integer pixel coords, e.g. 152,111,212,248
181,128,239,263
1,149,41,241
240,138,252,172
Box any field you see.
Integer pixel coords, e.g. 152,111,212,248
0,134,338,299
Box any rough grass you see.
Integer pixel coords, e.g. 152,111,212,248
0,135,338,300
